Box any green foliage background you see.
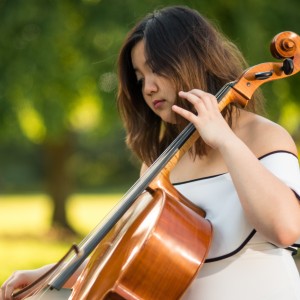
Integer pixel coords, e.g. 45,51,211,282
0,0,299,195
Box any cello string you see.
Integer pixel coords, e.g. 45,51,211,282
48,81,235,290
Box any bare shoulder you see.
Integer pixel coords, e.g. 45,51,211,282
236,110,298,157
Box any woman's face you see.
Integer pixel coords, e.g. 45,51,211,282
131,40,177,124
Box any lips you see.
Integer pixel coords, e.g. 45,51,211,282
153,99,165,109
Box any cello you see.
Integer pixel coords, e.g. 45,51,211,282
13,31,300,300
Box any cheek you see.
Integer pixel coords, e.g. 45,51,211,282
165,83,177,103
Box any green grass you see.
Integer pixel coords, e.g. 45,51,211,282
1,193,299,286
0,193,120,284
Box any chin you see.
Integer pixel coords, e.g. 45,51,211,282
160,113,176,124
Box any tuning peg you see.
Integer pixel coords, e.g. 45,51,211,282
282,58,294,75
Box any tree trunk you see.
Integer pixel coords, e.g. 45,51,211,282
43,132,76,234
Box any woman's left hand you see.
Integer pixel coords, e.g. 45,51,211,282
172,89,234,149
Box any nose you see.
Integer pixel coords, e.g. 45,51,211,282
143,75,158,95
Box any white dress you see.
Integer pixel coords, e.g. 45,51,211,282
174,151,300,300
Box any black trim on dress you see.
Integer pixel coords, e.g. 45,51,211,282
293,190,300,201
205,229,256,263
286,246,299,256
173,150,300,261
173,150,298,186
258,150,298,160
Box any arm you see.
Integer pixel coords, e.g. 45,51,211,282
0,264,55,300
172,89,300,247
218,128,300,247
0,260,88,300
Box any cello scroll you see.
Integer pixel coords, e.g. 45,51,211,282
232,31,300,102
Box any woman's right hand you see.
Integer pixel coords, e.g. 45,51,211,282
0,264,54,300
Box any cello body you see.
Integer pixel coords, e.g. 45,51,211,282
70,177,212,300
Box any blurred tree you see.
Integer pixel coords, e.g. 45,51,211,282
0,0,299,233
0,0,129,232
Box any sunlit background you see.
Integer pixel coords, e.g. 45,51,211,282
0,0,299,283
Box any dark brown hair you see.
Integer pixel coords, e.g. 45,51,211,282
117,6,263,165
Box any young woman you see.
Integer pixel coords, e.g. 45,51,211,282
1,5,300,300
